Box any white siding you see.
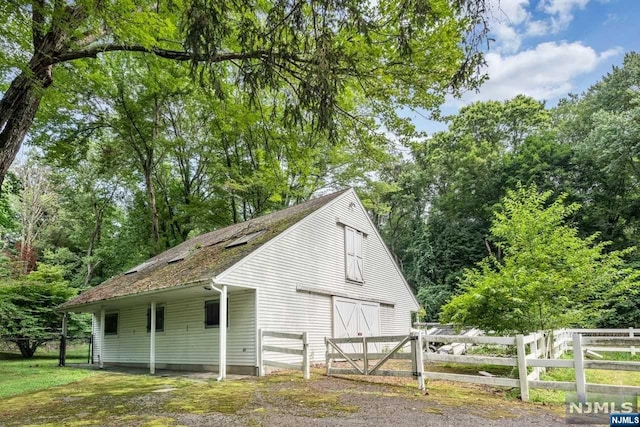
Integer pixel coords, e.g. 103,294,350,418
91,290,255,367
219,190,419,364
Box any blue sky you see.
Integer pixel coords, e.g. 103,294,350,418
408,0,639,134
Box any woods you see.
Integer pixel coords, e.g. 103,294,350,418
0,1,639,356
373,52,640,328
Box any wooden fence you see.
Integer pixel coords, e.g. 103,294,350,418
259,329,310,379
325,333,426,390
423,329,640,402
553,328,639,356
527,334,640,402
325,328,640,402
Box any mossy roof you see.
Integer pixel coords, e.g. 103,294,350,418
60,189,348,310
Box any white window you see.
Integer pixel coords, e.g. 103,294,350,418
345,226,364,282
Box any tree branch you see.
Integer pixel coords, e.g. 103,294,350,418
32,0,46,49
50,45,299,65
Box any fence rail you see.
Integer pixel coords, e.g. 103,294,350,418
325,333,425,390
259,329,310,379
554,328,639,356
325,327,640,402
420,329,640,402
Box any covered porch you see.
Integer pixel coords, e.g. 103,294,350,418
58,280,258,379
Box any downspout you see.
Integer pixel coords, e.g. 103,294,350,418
209,279,227,381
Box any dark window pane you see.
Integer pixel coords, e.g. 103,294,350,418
147,306,165,332
105,313,118,335
204,300,229,328
205,300,219,327
157,307,164,332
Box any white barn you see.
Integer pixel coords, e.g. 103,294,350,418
59,188,420,376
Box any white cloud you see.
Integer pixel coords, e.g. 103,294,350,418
539,0,590,32
493,22,523,53
541,0,589,17
489,0,530,25
487,0,593,52
487,0,531,52
454,42,622,104
525,19,550,36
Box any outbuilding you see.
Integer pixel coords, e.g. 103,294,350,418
58,188,420,377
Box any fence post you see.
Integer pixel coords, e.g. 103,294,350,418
529,335,539,380
258,329,264,377
325,337,332,377
362,336,368,375
58,313,67,367
516,334,529,402
410,333,417,378
573,333,587,403
415,332,425,390
630,327,636,357
302,332,310,380
539,333,547,374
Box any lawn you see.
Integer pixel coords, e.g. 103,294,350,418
0,345,96,399
1,348,636,426
0,368,565,426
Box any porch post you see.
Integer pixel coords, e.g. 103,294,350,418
219,285,227,380
58,312,67,367
99,307,105,369
150,300,156,375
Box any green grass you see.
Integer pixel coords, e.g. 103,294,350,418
0,371,191,426
0,346,96,399
0,365,566,425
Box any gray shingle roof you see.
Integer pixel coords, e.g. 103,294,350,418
59,189,348,310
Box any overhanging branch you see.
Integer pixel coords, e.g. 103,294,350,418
51,45,305,65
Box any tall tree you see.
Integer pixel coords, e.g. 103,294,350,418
440,185,637,334
14,160,57,274
369,96,552,319
0,264,85,357
0,0,489,190
554,52,640,253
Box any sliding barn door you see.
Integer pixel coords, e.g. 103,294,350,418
333,297,380,353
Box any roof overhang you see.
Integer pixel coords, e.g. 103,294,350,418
57,278,256,313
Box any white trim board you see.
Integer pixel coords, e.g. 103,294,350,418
296,285,395,307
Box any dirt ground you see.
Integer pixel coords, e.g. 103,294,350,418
0,369,567,426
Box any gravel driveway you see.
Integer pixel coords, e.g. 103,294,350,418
203,374,567,427
0,369,567,426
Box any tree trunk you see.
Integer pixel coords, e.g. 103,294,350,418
0,63,51,191
83,202,104,287
144,164,161,245
15,339,39,358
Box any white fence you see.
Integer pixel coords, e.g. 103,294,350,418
259,329,310,379
325,333,426,390
326,328,640,402
553,328,638,356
